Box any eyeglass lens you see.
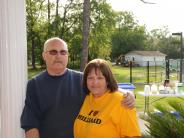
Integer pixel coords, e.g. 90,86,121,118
48,50,68,55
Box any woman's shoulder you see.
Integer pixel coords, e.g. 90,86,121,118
111,91,124,101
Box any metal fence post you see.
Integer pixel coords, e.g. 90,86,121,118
147,61,149,84
130,61,132,83
166,59,170,80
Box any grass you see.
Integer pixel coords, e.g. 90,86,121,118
28,65,183,112
111,65,183,111
28,68,43,79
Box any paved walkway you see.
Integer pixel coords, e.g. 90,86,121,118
138,112,149,134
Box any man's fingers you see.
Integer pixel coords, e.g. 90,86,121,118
122,92,135,109
123,92,128,98
123,99,135,109
123,102,135,109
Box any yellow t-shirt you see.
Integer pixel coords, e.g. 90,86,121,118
74,91,141,138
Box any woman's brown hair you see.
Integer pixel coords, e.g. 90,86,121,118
83,59,118,94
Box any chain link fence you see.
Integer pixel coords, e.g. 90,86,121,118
126,59,183,84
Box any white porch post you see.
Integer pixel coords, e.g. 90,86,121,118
0,0,27,137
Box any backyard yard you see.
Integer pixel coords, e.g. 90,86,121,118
28,65,183,112
111,65,183,111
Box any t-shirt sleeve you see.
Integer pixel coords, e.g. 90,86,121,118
20,79,41,130
119,107,141,137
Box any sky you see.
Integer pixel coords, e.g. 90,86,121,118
107,0,184,34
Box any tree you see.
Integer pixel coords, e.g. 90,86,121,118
26,0,46,69
51,0,83,38
89,0,116,60
80,0,90,71
47,0,51,37
146,27,181,59
111,11,147,60
25,0,161,70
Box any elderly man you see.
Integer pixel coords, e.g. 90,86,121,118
21,37,135,138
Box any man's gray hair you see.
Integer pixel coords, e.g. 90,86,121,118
43,37,68,51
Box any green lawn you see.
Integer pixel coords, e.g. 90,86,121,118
111,65,182,111
28,68,43,79
28,65,183,112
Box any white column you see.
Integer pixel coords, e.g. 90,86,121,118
0,0,27,137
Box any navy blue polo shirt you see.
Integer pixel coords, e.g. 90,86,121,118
21,69,86,138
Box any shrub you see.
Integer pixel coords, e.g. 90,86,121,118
141,101,184,138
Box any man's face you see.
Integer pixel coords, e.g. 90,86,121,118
42,40,69,75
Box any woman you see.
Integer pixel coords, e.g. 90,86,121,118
74,59,141,138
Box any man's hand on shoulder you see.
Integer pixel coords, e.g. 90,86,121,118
119,88,135,109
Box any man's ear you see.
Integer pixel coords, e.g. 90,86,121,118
42,52,46,61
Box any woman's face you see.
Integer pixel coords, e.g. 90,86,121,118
87,68,108,98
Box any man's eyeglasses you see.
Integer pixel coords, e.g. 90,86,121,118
46,50,68,55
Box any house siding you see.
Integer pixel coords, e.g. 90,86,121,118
125,51,166,66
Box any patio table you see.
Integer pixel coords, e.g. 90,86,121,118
138,92,184,113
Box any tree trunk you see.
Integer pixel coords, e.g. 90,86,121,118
31,35,36,69
48,0,51,37
80,0,90,71
54,0,60,35
60,8,67,38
